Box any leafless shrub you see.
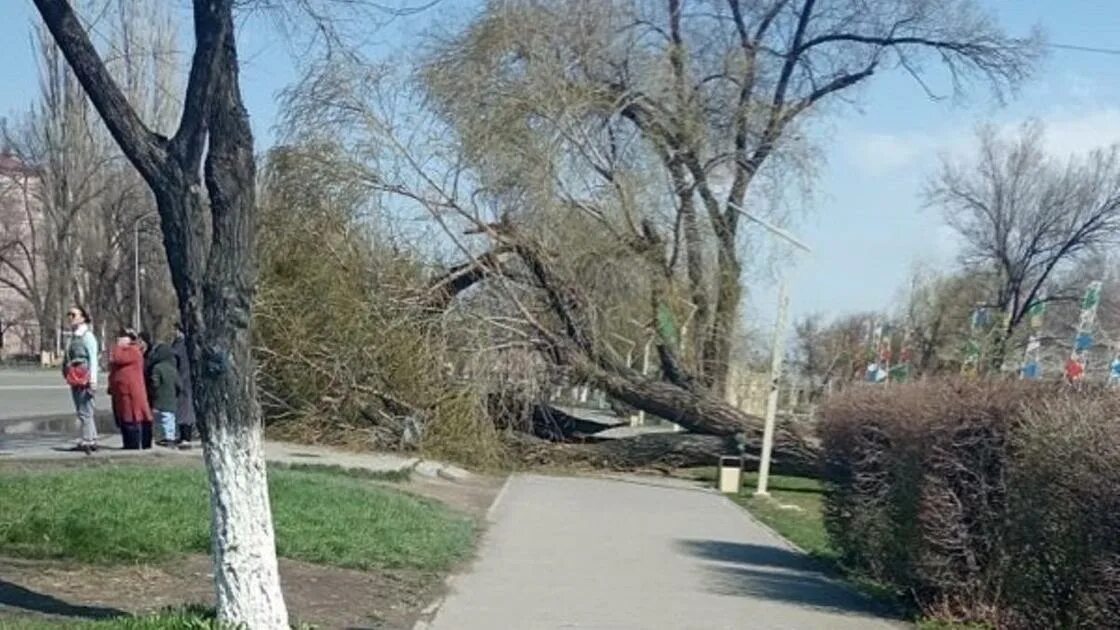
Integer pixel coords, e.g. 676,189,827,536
820,380,1120,628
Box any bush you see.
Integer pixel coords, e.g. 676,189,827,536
254,145,507,469
820,380,1120,629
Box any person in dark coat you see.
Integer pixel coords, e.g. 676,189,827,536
108,329,153,449
171,323,196,449
145,341,180,446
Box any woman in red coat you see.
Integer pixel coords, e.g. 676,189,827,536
109,329,153,449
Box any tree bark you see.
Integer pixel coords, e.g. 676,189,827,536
192,17,289,628
572,353,754,435
701,248,741,395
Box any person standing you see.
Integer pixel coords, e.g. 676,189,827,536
109,329,153,449
62,306,99,453
145,341,180,446
171,323,196,449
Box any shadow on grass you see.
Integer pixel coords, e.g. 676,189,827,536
0,579,126,620
676,539,902,620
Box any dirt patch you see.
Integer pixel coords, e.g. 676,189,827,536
0,555,441,628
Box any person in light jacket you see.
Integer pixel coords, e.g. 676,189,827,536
61,306,99,453
171,323,196,449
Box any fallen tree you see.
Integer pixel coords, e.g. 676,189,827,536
275,0,1037,474
508,428,819,477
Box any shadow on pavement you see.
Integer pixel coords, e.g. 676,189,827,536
0,578,126,620
676,539,900,619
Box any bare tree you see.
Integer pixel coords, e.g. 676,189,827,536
928,122,1120,369
1,3,183,353
790,312,883,398
32,0,289,625
895,265,992,374
422,0,1039,394
280,0,1038,469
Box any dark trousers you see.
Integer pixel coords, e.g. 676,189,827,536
121,422,153,450
177,424,194,442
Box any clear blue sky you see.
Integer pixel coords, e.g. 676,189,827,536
2,1,1119,328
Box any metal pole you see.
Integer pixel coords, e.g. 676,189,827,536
756,276,789,497
133,218,141,331
637,338,652,426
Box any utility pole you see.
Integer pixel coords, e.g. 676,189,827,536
725,203,812,498
132,212,157,331
755,278,789,497
133,217,141,331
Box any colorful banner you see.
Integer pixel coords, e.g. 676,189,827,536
961,305,988,375
1020,299,1044,380
1067,281,1103,383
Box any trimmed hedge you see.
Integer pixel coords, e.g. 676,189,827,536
820,380,1120,629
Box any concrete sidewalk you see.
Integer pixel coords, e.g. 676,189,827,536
0,424,469,481
422,475,901,630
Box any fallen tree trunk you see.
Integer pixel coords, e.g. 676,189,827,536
507,428,820,478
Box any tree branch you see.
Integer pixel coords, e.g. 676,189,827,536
169,0,234,169
31,0,168,183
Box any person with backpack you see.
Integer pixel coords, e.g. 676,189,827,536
144,338,180,446
108,328,153,449
62,306,99,453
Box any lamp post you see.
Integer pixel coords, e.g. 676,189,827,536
727,203,811,498
132,212,158,331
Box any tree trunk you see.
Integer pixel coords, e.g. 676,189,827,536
31,1,289,626
192,21,289,627
701,249,741,395
565,353,821,474
512,431,820,477
201,406,288,627
575,355,754,434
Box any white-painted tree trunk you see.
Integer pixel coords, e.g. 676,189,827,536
202,420,289,629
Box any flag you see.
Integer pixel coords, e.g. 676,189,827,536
1021,334,1043,380
656,304,678,348
1068,280,1104,380
1065,358,1085,382
1027,300,1045,330
1081,283,1101,311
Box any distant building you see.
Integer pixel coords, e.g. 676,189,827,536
0,152,44,360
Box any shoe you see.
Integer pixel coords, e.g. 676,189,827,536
178,440,193,450
156,439,175,447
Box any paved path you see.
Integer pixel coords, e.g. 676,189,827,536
423,475,901,630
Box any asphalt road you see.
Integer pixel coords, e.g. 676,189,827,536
0,368,109,422
424,475,902,630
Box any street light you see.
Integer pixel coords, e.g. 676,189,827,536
132,211,158,331
727,203,811,498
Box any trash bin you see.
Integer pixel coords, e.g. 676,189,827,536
718,456,743,493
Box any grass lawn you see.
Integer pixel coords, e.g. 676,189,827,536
0,465,473,571
688,467,834,560
0,606,218,630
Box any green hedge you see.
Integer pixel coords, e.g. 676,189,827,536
820,380,1120,629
